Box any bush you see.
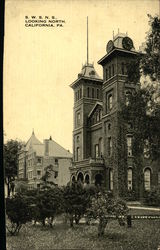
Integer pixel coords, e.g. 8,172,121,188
143,187,160,206
6,193,32,235
87,191,128,236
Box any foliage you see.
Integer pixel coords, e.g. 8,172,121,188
6,193,32,235
122,88,160,160
3,140,22,197
87,191,128,236
41,164,57,189
141,15,160,82
143,186,160,206
63,182,95,227
32,186,64,227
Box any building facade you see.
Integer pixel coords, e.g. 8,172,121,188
70,33,160,199
18,132,72,189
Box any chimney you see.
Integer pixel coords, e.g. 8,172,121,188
44,139,49,156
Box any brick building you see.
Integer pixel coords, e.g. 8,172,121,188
18,131,72,189
70,33,160,199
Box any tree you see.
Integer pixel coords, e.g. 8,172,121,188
40,164,57,189
6,193,32,235
3,140,22,197
87,191,128,237
63,182,91,227
33,186,63,227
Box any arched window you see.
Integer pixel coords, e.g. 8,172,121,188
97,89,99,99
109,170,113,190
109,66,111,78
80,88,82,99
144,168,151,190
77,136,80,143
108,123,111,131
76,147,80,161
112,64,115,76
106,68,108,80
158,171,160,185
108,94,113,110
127,136,132,156
121,62,125,75
127,168,133,190
125,91,131,106
92,88,95,98
108,137,112,156
87,87,90,98
95,144,99,158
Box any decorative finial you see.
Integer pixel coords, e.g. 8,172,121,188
113,30,114,39
49,136,52,140
118,28,119,34
87,16,89,65
126,31,128,36
32,129,34,135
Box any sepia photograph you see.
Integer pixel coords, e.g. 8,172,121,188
3,0,160,249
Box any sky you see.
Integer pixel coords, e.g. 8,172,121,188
4,0,159,152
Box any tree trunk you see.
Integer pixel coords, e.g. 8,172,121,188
98,218,108,237
69,214,74,227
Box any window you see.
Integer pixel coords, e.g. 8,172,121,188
109,170,113,190
28,171,33,179
76,147,80,161
92,88,94,98
112,64,115,76
121,62,125,75
77,90,80,100
108,137,112,156
127,136,132,156
37,170,41,175
96,111,100,122
87,87,90,98
125,91,131,106
99,110,102,120
97,89,99,99
80,88,82,99
77,136,80,143
37,183,40,189
127,168,133,190
54,171,58,178
106,68,108,80
55,158,58,164
95,144,99,158
144,168,151,190
144,139,150,158
37,158,42,164
76,112,81,126
108,94,113,110
108,123,111,131
109,66,111,78
158,172,160,185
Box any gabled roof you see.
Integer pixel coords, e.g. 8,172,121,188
47,139,73,158
32,144,44,156
25,131,42,151
88,101,103,118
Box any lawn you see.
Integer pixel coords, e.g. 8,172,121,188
6,210,160,250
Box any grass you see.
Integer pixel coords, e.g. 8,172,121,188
6,210,160,250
